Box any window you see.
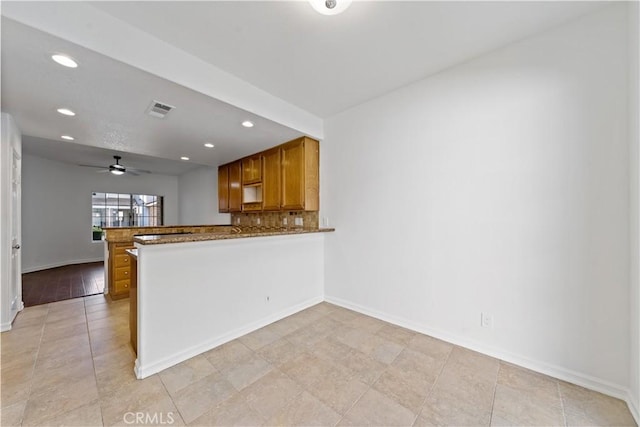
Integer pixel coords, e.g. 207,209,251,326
91,192,163,241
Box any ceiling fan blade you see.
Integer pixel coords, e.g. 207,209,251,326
127,168,152,174
78,158,151,176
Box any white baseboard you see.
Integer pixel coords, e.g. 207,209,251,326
1,305,22,332
0,321,12,332
627,391,640,425
325,295,634,416
22,257,104,274
134,295,323,379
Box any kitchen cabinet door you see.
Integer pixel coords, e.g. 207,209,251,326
228,161,242,212
218,165,229,213
242,155,262,184
281,137,318,211
262,147,281,211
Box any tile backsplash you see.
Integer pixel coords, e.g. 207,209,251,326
231,211,319,229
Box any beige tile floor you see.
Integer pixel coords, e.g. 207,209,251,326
1,296,637,427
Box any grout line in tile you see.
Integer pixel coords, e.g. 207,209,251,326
83,300,107,427
410,343,454,426
331,360,372,425
18,305,47,426
557,379,569,427
158,369,187,426
488,360,503,427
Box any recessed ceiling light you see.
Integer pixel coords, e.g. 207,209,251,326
180,156,190,161
51,54,78,68
309,0,352,15
61,135,74,141
57,108,75,116
241,120,254,128
204,143,215,148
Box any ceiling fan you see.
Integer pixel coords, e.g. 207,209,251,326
79,155,151,176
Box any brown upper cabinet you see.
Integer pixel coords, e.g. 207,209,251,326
242,155,262,184
281,137,319,211
228,160,242,212
262,147,281,211
241,154,263,211
218,166,229,213
218,160,243,213
218,136,319,213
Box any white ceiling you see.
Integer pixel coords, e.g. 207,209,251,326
91,1,606,118
1,1,607,175
1,17,302,173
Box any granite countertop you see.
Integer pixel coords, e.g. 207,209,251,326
133,226,335,245
125,248,138,258
102,224,220,230
103,224,233,243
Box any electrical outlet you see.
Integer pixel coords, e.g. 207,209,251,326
235,217,240,225
256,218,261,225
322,217,329,227
294,217,303,226
283,217,287,226
481,312,493,328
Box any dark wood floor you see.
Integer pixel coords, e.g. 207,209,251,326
22,262,105,307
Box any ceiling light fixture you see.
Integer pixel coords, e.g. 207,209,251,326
309,0,352,15
204,143,215,148
51,54,78,68
181,156,190,161
109,156,126,175
57,108,75,116
61,135,75,141
241,120,254,128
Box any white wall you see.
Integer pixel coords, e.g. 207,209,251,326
322,4,631,398
1,113,23,331
21,154,179,273
628,0,640,420
177,166,230,225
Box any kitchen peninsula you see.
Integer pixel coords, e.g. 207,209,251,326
130,226,334,379
114,135,331,378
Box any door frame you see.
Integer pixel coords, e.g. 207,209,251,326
1,113,23,331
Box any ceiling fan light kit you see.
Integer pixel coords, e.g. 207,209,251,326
109,155,126,175
309,0,352,15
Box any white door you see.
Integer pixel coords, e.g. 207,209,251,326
10,148,22,312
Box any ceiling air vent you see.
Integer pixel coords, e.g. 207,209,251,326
146,100,175,119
